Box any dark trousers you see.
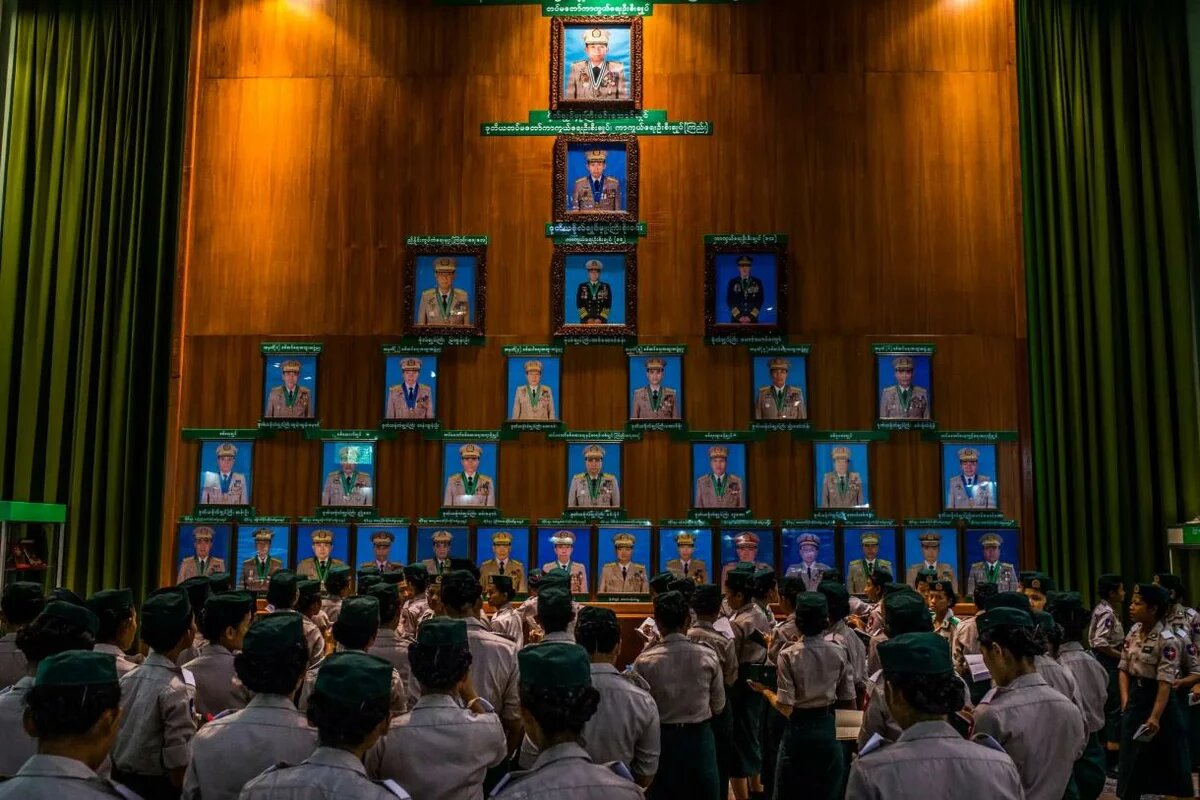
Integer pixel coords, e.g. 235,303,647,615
111,769,179,800
1070,731,1106,800
710,702,733,800
773,707,842,800
648,721,719,800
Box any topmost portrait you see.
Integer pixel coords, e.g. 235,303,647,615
551,17,643,112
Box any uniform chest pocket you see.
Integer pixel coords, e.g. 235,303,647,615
1136,649,1159,665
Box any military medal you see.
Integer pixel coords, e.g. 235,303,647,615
316,560,329,583
284,386,298,408
339,472,356,499
712,475,725,498
463,474,478,495
897,386,912,415
774,388,786,415
587,475,602,502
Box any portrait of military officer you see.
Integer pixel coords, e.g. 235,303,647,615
570,149,622,212
541,530,588,594
966,532,1019,594
946,446,997,509
720,531,771,587
727,255,765,324
755,357,807,420
358,531,403,573
296,529,347,585
177,526,227,583
905,531,958,586
631,357,680,419
820,446,864,509
264,359,312,418
567,444,621,508
598,532,647,594
422,531,454,576
321,445,373,507
443,443,496,507
784,533,832,591
565,28,629,101
665,531,708,584
694,445,745,509
879,355,930,419
846,532,894,594
242,528,283,592
417,256,470,326
576,259,613,324
386,357,433,419
511,360,557,420
200,441,249,505
478,530,526,593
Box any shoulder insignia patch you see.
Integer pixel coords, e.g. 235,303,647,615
972,733,1006,753
859,733,888,756
377,778,413,798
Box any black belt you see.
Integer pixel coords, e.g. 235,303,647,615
789,704,835,719
662,719,712,730
1130,676,1159,689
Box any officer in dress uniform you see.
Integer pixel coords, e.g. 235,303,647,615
541,531,588,595
565,28,628,101
296,529,347,587
201,442,248,505
694,446,745,509
417,257,470,326
421,530,455,575
847,534,893,595
719,532,772,588
631,357,680,419
386,358,433,419
966,532,1018,594
784,533,831,591
322,446,373,507
183,592,255,718
85,589,141,678
479,531,526,593
511,360,557,420
571,150,622,212
265,359,311,418
726,256,764,324
756,358,806,420
820,446,863,509
242,529,283,592
567,444,621,508
904,531,958,586
359,531,403,573
665,532,708,584
576,259,612,324
444,443,496,507
879,356,929,419
0,582,42,689
946,448,996,509
598,532,648,595
176,526,226,582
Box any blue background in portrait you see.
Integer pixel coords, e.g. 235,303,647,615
320,442,376,505
536,526,592,576
355,525,411,569
562,24,632,92
413,255,478,325
941,443,999,509
176,524,232,571
262,354,318,417
813,442,870,508
476,527,532,572
295,524,351,566
903,527,961,590
233,524,290,574
627,355,684,419
563,254,627,325
751,356,807,415
876,354,933,417
566,142,628,210
383,355,439,418
565,442,623,500
442,442,500,506
414,526,470,563
718,528,776,574
964,529,1020,576
658,528,714,575
714,253,779,324
843,528,898,579
506,357,562,421
597,526,651,574
781,528,836,578
198,440,253,505
692,442,748,506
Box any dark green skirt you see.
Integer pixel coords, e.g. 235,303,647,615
773,707,842,800
729,670,765,778
1070,731,1105,800
1095,652,1121,745
710,703,733,800
647,721,718,800
1117,677,1192,798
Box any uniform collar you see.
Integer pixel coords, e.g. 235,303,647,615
530,741,593,772
94,643,132,659
897,720,963,743
248,693,300,711
544,631,574,643
591,662,619,675
1004,672,1048,691
464,617,490,631
305,746,370,775
146,652,184,673
1058,641,1085,654
375,627,399,641
200,643,234,657
692,620,717,632
14,754,101,781
661,632,688,643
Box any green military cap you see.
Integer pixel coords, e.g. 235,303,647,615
817,581,850,604
668,578,696,597
380,572,405,586
1155,573,1184,596
270,570,299,592
578,605,617,628
654,590,688,617
86,588,134,615
725,569,754,593
752,568,777,593
519,641,591,690
1046,590,1082,615
179,576,213,609
878,632,953,675
358,575,384,594
978,606,1034,633
403,564,428,581
778,576,805,599
337,596,380,634
244,613,305,657
203,591,254,623
490,574,515,594
691,583,723,611
989,591,1031,613
883,582,914,597
930,579,956,597
1028,574,1055,592
537,586,572,615
3,581,43,607
914,568,939,585
1135,582,1171,608
142,588,191,638
313,651,393,705
328,564,353,580
1018,571,1041,586
884,593,931,634
649,572,675,593
296,580,322,605
368,582,400,602
526,572,544,591
41,600,100,636
795,592,828,614
417,618,468,647
541,568,572,589
207,573,233,593
1031,610,1056,634
35,650,118,687
51,587,84,605
358,566,381,578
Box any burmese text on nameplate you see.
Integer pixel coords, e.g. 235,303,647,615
484,110,712,136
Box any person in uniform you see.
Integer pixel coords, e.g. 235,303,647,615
240,529,282,592
359,531,403,573
84,588,140,678
176,526,226,582
296,529,347,587
321,565,352,626
952,583,997,704
386,357,433,419
719,532,771,588
724,567,771,800
418,256,470,326
946,447,995,509
183,592,255,718
0,581,42,688
694,445,745,509
844,632,1024,800
174,577,212,665
878,355,929,419
570,149,622,212
631,357,680,419
847,534,893,595
487,575,524,648
576,259,613,324
201,442,248,505
567,444,621,508
444,443,496,507
820,581,868,697
565,28,628,101
421,530,454,575
322,446,373,507
820,446,863,509
265,359,312,418
511,360,557,421
687,584,737,798
726,255,764,325
479,531,526,593
755,358,806,420
966,532,1018,594
1087,573,1125,762
784,533,831,591
266,570,325,667
665,532,708,584
598,532,647,595
928,580,959,643
904,531,957,586
1046,592,1109,800
398,565,434,639
540,531,588,594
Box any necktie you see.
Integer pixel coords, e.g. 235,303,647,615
499,561,506,575
437,561,444,575
198,559,206,576
867,561,874,574
592,66,601,82
622,566,627,581
683,561,690,577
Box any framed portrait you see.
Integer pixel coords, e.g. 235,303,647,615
319,441,376,509
704,243,788,336
813,441,870,511
692,442,748,511
536,526,592,598
404,244,487,337
718,527,775,588
552,244,637,338
553,134,639,223
843,527,898,595
355,524,411,574
876,352,933,422
942,443,999,511
751,355,808,423
442,441,499,509
658,527,714,585
595,525,651,599
780,528,836,590
903,527,961,593
964,528,1020,596
234,522,290,592
507,355,561,423
261,352,318,421
550,16,643,112
197,440,253,507
174,523,233,584
294,524,351,583
383,354,438,422
414,526,470,574
565,442,623,510
628,354,684,422
477,527,532,594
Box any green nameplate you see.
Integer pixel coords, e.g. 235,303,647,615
923,430,1019,443
961,519,1020,529
381,344,443,356
872,342,936,356
0,501,66,523
241,516,291,525
564,509,627,522
417,518,472,527
261,342,323,355
537,518,589,527
597,593,650,602
405,235,488,247
781,519,839,529
876,419,937,432
478,517,530,526
179,515,236,525
441,508,502,521
504,421,566,434
182,428,271,440
303,429,385,441
557,333,639,347
626,344,686,356
483,111,712,136
813,510,880,524
599,519,652,527
258,419,319,431
399,334,487,348
358,517,411,526
426,429,510,442
940,509,1006,524
316,508,377,521
905,518,956,528
1183,525,1200,545
690,509,754,522
677,430,766,442
751,420,812,433
298,516,354,526
195,505,255,521
626,421,686,433
842,519,896,528
546,221,647,240
710,517,772,528
747,343,810,356
503,344,565,356
548,430,643,442
706,334,786,347
381,420,442,433
797,430,891,442
660,519,713,528
705,234,788,246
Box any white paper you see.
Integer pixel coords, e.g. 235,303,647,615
965,654,991,682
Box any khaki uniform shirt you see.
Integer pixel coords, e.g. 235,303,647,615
1087,599,1124,652
567,474,621,508
879,385,929,419
0,633,26,690
634,633,725,723
511,386,556,421
479,560,525,593
322,596,343,626
598,562,647,594
820,471,863,508
666,558,707,584
399,595,433,639
444,473,496,507
904,562,957,586
694,473,745,508
565,60,627,100
489,605,524,648
631,386,679,419
1119,620,1191,681
177,556,226,583
437,618,522,726
0,754,137,799
239,746,410,799
321,471,372,506
571,177,622,212
1167,604,1200,650
296,558,347,584
826,620,868,689
242,557,282,592
688,621,738,687
181,694,318,800
857,670,902,748
847,560,892,595
1035,654,1082,709
966,561,1018,595
952,614,980,678
386,383,433,419
776,635,855,709
756,385,806,420
947,476,996,509
112,653,197,776
418,288,469,326
0,676,35,775
367,628,417,710
492,742,642,799
768,614,800,664
1057,642,1109,734
183,644,250,718
539,562,588,595
265,385,311,418
201,473,247,505
730,602,771,665
95,644,140,678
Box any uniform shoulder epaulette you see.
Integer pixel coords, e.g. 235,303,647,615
376,778,413,798
603,760,636,781
972,733,1006,753
858,733,889,756
1161,628,1177,640
489,768,531,796
978,687,999,705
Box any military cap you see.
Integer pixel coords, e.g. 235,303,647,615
417,617,468,647
779,576,805,599
36,651,118,688
768,358,789,372
585,149,608,163
585,259,603,273
737,256,753,268
578,605,617,628
930,579,955,596
442,569,479,593
403,563,428,581
310,529,335,545
1135,582,1171,609
1046,590,1082,616
207,573,233,592
431,530,454,545
141,589,191,638
244,613,305,657
692,583,722,609
253,528,275,542
753,568,777,593
459,443,482,459
326,564,353,582
957,448,979,462
892,355,915,370
674,531,696,547
917,531,942,545
192,526,215,542
358,566,381,579
401,357,422,371
989,591,1031,613
524,360,543,373
179,577,213,613
541,568,572,588
204,591,254,628
490,574,515,594
490,531,513,546
3,581,45,615
433,256,457,274
86,588,134,615
336,446,363,464
1155,573,1184,595
733,532,759,548
215,442,238,458
725,569,754,593
313,651,393,705
337,596,380,633
978,607,1034,633
879,632,954,675
359,575,384,593
915,568,939,585
1029,574,1056,592
370,531,395,546
612,532,636,548
860,533,881,546
979,532,1003,547
280,360,302,374
520,641,591,690
51,587,85,605
797,533,820,550
649,571,675,594
583,444,605,459
817,581,850,604
550,530,576,546
831,446,851,461
526,571,544,591
708,446,728,459
296,580,322,606
537,586,573,616
582,28,611,45
796,593,829,621
40,600,100,636
668,577,696,596
269,570,299,593
645,357,666,370
884,593,930,632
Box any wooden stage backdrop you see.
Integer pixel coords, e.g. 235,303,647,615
161,0,1029,586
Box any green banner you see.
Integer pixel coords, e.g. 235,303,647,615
547,430,643,442
704,234,788,246
546,221,646,239
476,517,530,526
904,518,956,528
381,344,443,356
677,430,766,442
796,430,891,442
0,501,66,523
260,342,323,355
924,430,1019,443
813,510,880,524
558,333,638,346
747,343,810,356
181,428,269,440
417,518,472,527
502,344,565,356
399,334,487,348
841,519,896,528
440,508,502,521
625,344,686,356
781,519,839,528
179,515,236,525
484,110,712,136
941,509,1007,524
691,509,754,522
597,519,652,528
871,342,936,355
241,516,291,525
962,519,1020,530
427,429,510,442
193,506,255,521
706,334,785,347
405,235,488,247
876,419,937,432
381,420,442,433
302,429,384,441
537,518,592,527
564,509,628,522
751,420,812,433
711,518,773,528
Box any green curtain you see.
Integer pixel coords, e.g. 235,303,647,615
1018,0,1200,600
0,0,191,597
